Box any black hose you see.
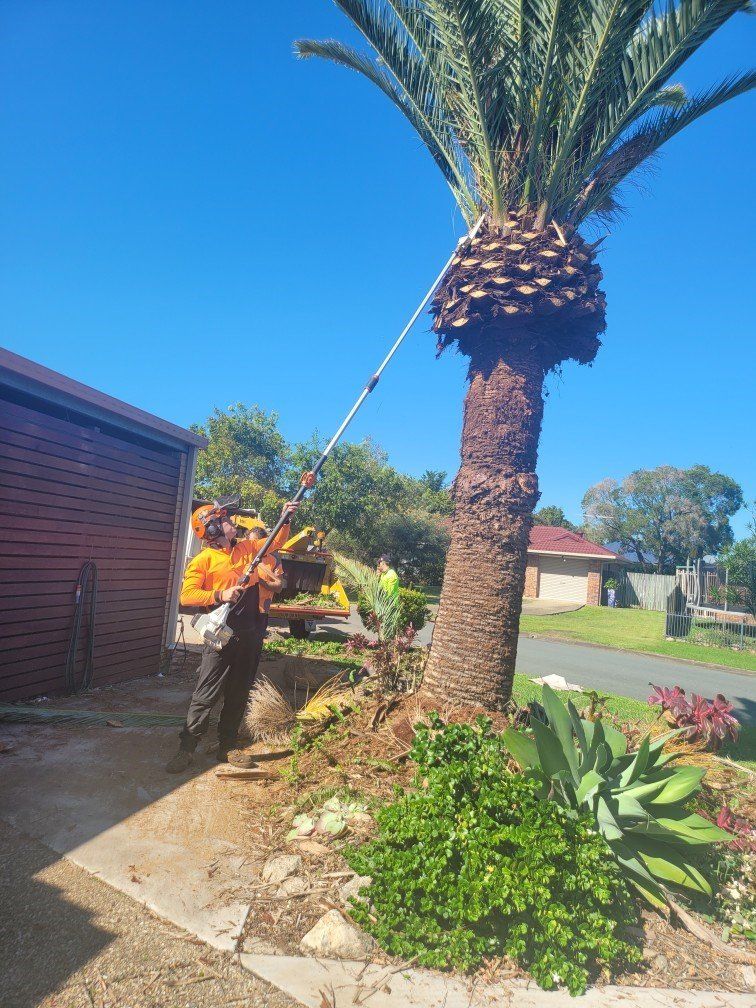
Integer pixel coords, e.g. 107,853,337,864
64,560,98,694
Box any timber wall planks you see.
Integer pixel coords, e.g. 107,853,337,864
0,393,186,700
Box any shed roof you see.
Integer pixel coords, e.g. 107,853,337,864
0,347,207,451
529,525,619,560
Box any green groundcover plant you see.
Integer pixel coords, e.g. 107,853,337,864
345,716,640,995
502,685,733,908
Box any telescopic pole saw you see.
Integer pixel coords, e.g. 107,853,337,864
194,216,484,649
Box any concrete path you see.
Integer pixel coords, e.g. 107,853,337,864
242,953,754,1008
0,676,261,954
516,636,756,724
0,820,297,1008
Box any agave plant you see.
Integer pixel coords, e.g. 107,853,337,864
503,684,733,907
298,1,755,711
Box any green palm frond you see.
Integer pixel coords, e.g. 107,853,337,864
298,0,754,225
335,554,404,640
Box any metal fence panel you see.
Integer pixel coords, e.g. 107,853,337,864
664,611,756,651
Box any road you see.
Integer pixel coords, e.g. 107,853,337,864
515,635,756,724
309,609,756,725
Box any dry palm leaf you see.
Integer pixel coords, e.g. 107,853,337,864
296,676,351,724
244,677,296,742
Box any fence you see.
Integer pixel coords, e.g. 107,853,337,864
613,570,677,612
665,610,756,651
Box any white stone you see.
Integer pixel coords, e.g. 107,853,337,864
299,909,376,960
531,673,584,692
261,853,302,885
278,875,309,897
340,874,372,905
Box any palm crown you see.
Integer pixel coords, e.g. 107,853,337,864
297,0,754,228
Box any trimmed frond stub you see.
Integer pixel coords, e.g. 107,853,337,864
433,212,605,369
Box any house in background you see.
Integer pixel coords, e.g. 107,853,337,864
525,526,621,605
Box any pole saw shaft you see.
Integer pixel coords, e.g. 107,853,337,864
240,215,485,582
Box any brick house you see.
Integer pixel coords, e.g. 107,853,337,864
524,526,620,605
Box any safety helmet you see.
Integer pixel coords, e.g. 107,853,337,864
190,496,240,541
191,504,227,541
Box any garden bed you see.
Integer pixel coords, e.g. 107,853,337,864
168,645,755,994
218,676,755,993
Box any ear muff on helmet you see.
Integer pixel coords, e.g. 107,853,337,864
191,504,229,541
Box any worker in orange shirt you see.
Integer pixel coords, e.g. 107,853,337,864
165,498,298,774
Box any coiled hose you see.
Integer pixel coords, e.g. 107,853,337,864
64,560,98,694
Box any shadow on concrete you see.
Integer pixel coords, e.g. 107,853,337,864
0,651,343,998
0,821,114,1008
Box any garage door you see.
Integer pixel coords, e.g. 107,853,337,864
538,555,589,603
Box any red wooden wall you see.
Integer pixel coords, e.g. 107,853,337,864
0,393,185,700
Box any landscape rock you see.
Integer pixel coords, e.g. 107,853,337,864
340,874,372,906
278,875,309,897
261,854,302,885
299,909,376,960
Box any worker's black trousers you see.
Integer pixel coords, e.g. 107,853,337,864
178,626,266,752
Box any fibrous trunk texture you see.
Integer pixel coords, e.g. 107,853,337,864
423,211,606,710
423,346,545,710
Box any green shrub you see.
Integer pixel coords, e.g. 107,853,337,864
502,685,732,908
397,587,430,632
357,586,430,633
345,716,640,995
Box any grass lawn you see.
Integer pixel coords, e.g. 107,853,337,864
519,605,756,672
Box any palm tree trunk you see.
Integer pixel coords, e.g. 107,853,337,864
423,342,545,710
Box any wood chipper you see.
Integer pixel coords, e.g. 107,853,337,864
231,511,350,638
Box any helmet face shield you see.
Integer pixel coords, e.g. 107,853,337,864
191,504,230,541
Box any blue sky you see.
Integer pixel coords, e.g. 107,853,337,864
2,2,754,535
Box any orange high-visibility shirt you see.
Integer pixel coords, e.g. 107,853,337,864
180,524,290,613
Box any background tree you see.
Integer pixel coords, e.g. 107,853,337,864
298,0,754,709
375,510,451,585
533,505,576,530
582,465,743,572
287,437,408,557
192,404,289,508
417,470,454,516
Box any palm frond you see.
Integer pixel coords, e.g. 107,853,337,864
295,37,478,220
335,554,404,640
579,70,756,219
301,0,755,224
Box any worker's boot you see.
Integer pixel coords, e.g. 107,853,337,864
217,746,258,769
165,748,193,774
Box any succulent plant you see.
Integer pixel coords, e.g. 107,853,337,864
287,797,370,842
503,684,733,908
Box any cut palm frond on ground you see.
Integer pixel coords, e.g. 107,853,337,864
298,0,755,711
244,675,353,742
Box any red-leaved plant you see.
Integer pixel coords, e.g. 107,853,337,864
648,684,739,748
716,807,756,853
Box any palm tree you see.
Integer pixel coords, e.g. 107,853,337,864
297,1,754,710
